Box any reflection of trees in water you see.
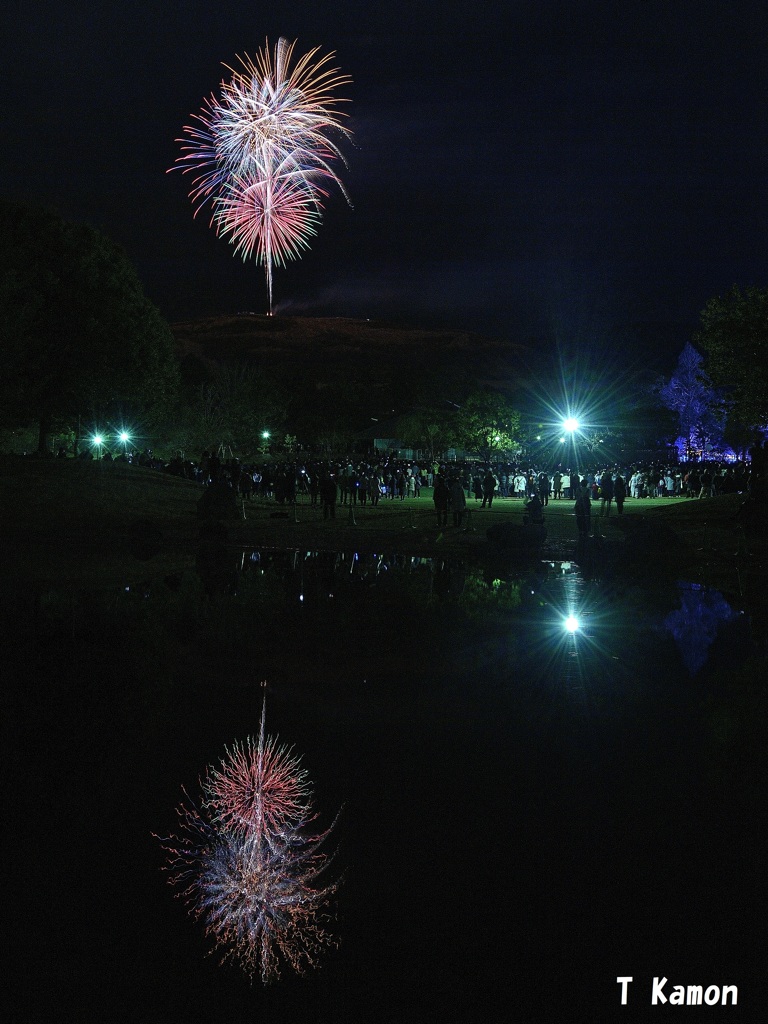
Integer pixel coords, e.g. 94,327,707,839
458,568,521,616
664,582,738,675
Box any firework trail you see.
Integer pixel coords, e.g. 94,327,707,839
171,37,352,313
155,697,338,982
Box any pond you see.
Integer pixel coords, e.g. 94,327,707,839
5,545,765,1021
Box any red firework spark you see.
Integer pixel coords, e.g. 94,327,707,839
203,696,313,836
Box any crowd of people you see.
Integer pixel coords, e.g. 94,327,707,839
60,440,767,528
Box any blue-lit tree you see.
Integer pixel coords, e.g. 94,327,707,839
658,343,725,460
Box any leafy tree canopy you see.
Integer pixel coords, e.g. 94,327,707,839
168,363,286,458
457,388,521,460
396,403,459,461
0,201,179,450
695,285,768,430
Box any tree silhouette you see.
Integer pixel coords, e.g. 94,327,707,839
695,285,768,431
0,201,178,452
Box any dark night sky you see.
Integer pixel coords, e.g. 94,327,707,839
2,0,767,366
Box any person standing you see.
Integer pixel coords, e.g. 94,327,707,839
433,474,449,527
338,467,349,506
321,473,337,520
481,469,497,508
698,467,713,499
575,482,591,538
614,474,626,515
599,469,614,517
450,477,467,528
538,472,551,506
358,471,369,506
370,470,382,506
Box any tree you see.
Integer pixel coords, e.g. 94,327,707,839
0,201,179,451
657,342,725,459
457,388,521,461
169,363,286,457
580,427,618,458
315,428,353,460
695,285,768,430
396,403,459,460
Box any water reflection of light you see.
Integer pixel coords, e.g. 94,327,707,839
230,555,621,671
515,561,630,704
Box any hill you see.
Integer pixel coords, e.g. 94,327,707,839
171,313,528,396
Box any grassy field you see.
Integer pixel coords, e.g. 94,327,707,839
0,452,733,542
2,454,765,595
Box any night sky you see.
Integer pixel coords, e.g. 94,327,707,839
2,0,767,366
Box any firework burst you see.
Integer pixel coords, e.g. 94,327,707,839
212,169,324,306
197,827,338,981
203,696,313,837
155,696,339,982
171,36,352,313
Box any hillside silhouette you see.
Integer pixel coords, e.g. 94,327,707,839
172,314,527,395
